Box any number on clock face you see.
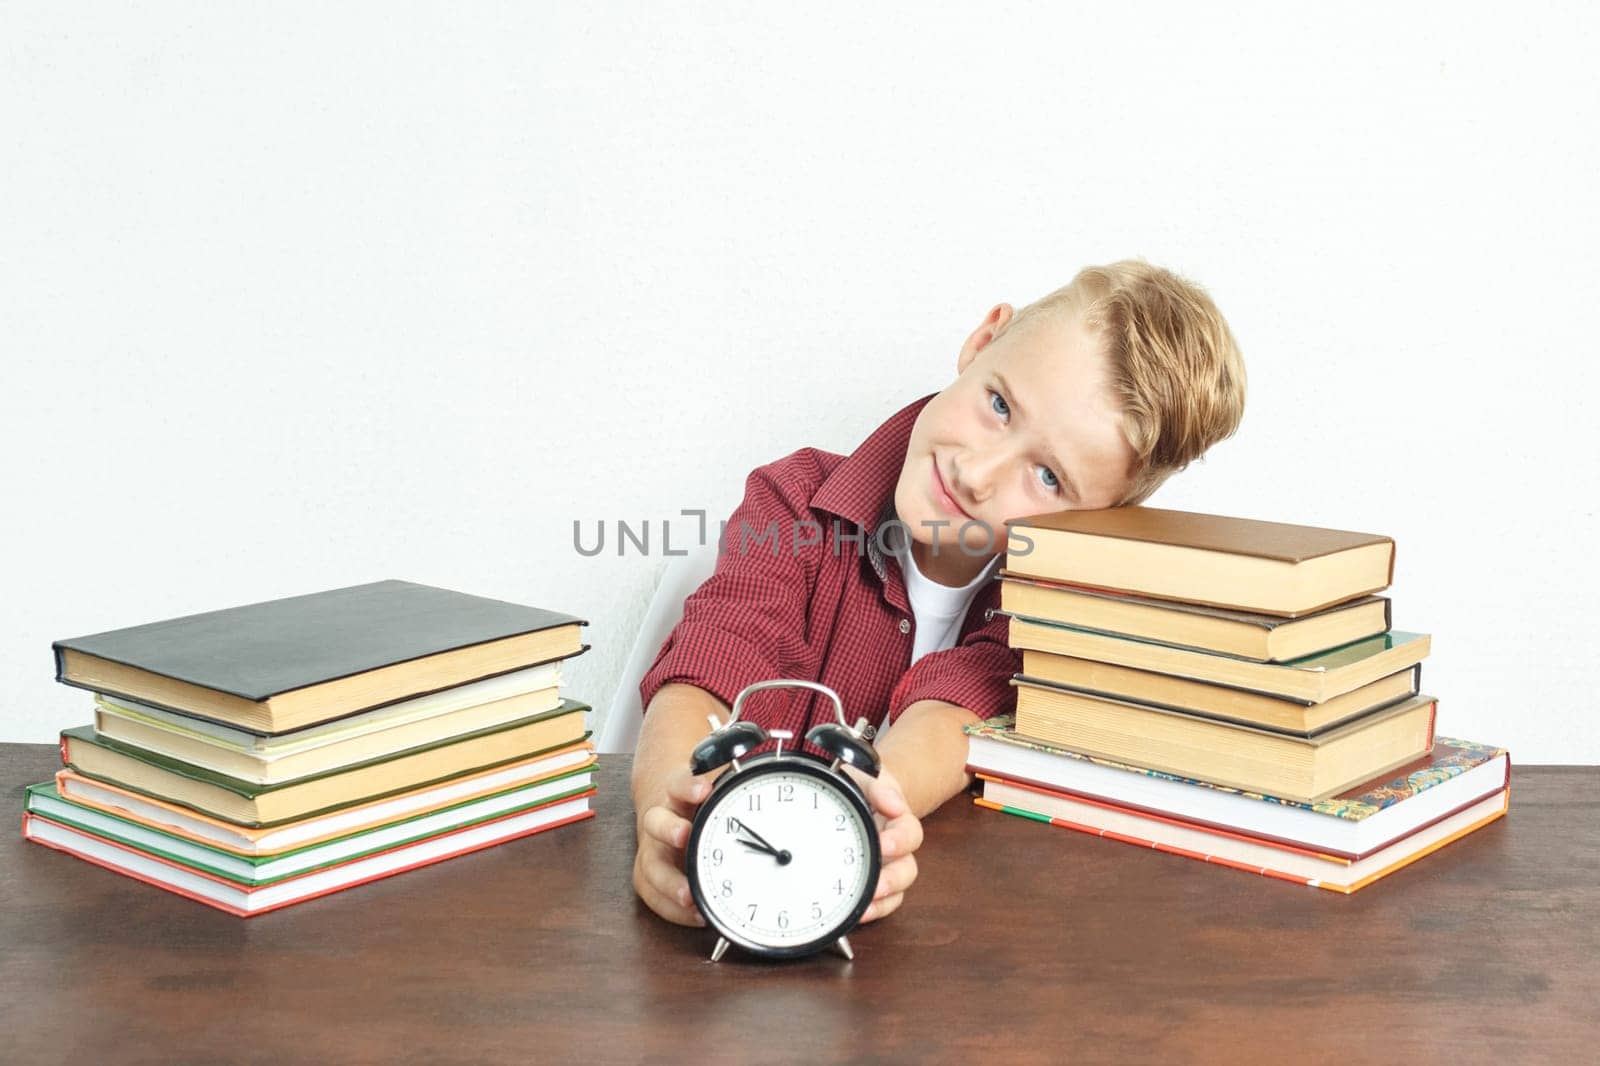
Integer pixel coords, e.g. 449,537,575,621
692,768,874,947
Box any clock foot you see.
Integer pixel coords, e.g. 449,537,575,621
832,936,854,961
710,937,730,963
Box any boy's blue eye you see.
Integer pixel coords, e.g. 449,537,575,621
992,389,1061,494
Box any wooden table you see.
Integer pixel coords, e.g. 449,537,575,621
1,744,1595,1064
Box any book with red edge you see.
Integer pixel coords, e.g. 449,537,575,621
965,714,1509,861
22,788,596,917
974,775,1507,894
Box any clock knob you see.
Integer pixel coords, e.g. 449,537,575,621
804,721,880,777
689,720,770,775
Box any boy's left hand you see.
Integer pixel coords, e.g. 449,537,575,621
845,764,923,924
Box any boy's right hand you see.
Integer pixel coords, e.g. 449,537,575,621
632,767,713,927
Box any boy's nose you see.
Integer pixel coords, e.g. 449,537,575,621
957,445,1011,504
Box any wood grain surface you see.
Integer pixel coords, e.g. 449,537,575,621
1,744,1595,1065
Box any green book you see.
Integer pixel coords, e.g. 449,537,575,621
24,766,596,886
60,700,591,827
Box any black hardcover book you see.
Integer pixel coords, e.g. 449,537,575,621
54,580,589,735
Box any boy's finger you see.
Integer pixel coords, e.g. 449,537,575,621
843,765,908,820
666,771,712,814
640,805,692,850
632,848,706,927
639,876,707,928
639,848,697,915
860,891,905,925
863,774,909,819
879,811,924,860
875,853,918,900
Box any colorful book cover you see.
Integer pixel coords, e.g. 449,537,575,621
972,786,1509,894
22,795,596,917
24,769,597,886
52,742,596,856
966,714,1508,822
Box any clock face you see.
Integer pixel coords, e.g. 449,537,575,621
687,756,879,957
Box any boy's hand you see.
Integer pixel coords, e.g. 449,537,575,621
634,761,923,929
846,764,923,924
632,767,711,927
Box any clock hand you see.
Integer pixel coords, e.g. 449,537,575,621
732,819,792,866
738,839,794,865
737,838,780,857
731,818,779,853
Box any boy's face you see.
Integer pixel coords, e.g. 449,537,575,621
894,303,1139,585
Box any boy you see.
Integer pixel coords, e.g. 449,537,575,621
631,260,1247,927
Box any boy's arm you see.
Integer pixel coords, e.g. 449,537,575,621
629,456,824,927
873,698,981,819
630,682,728,821
630,682,731,927
876,598,1017,820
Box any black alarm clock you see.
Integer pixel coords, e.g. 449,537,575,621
685,679,882,962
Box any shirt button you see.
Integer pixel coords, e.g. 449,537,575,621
898,618,911,635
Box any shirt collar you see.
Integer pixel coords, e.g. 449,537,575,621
809,392,936,532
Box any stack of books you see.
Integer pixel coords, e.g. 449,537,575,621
967,507,1510,893
23,580,597,916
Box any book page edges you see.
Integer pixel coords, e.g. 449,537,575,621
51,747,598,855
973,789,1506,893
973,761,1506,863
23,804,596,917
56,635,587,733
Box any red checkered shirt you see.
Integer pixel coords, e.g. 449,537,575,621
637,392,1018,760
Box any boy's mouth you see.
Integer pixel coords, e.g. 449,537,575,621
931,460,976,521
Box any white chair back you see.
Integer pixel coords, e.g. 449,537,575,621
597,539,722,753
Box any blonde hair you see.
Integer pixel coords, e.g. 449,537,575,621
999,259,1247,507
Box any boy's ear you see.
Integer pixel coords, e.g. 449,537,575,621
957,303,1015,373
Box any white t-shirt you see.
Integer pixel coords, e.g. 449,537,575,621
877,538,1002,740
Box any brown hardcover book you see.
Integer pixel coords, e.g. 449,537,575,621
1005,507,1395,617
1011,681,1437,803
999,571,1391,662
1017,653,1421,737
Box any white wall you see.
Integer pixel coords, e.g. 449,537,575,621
3,2,1596,762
